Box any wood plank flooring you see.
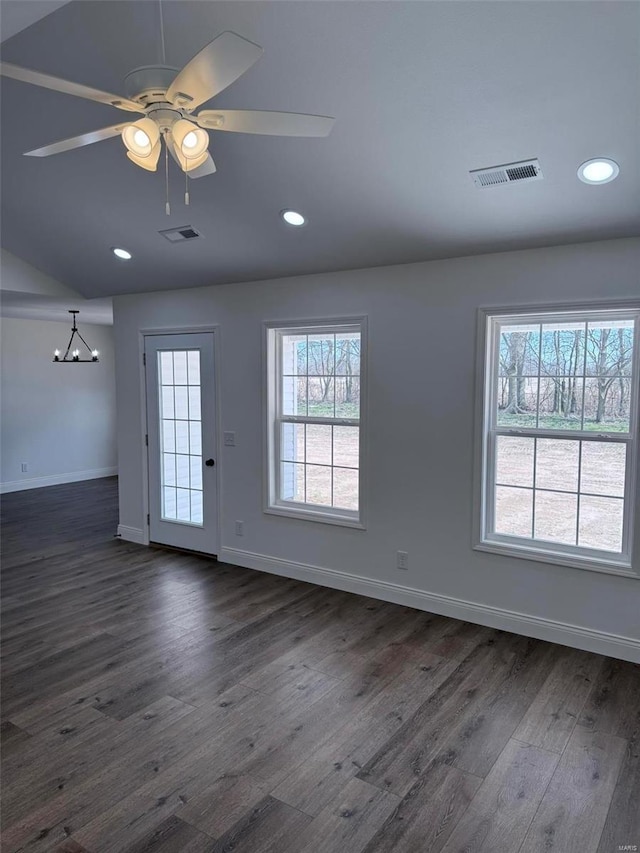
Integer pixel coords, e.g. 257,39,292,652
1,477,638,853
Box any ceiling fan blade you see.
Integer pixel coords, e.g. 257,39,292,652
24,124,128,157
187,153,217,179
196,109,335,137
0,62,143,113
166,31,263,111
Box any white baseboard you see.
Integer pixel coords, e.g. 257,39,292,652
0,466,118,494
117,525,147,545
219,546,640,664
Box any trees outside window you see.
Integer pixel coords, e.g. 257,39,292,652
266,320,365,526
479,307,639,574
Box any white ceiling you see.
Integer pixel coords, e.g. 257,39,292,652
0,1,70,43
1,1,639,299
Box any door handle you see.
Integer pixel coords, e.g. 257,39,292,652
205,458,215,467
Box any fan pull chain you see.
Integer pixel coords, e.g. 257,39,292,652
165,136,170,216
185,169,190,206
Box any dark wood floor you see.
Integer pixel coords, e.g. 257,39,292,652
1,478,639,853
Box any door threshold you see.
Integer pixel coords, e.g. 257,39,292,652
149,541,218,560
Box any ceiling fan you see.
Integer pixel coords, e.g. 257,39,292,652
0,26,334,190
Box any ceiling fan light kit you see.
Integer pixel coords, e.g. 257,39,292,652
171,119,209,159
1,15,335,214
169,141,209,173
127,140,162,171
121,116,160,157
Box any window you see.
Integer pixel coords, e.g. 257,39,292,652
266,320,365,526
159,349,203,525
477,306,640,574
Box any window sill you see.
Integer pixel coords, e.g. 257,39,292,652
265,503,365,530
474,539,637,579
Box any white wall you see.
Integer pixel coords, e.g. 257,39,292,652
0,249,77,297
0,317,117,491
113,238,640,661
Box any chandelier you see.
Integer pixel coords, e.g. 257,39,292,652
53,311,99,362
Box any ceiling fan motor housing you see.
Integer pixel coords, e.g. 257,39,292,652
123,65,180,105
124,67,201,134
146,105,184,132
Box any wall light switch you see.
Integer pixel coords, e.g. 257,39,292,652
224,432,236,447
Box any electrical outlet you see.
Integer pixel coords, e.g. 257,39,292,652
235,520,244,537
224,432,236,447
21,463,28,473
397,551,409,570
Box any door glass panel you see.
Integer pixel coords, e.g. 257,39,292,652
174,386,189,419
176,488,191,521
190,490,203,525
158,350,203,525
189,387,201,420
161,386,175,419
162,421,175,452
173,351,188,384
175,420,189,453
188,351,200,384
189,421,202,455
176,454,190,488
163,453,176,486
163,486,177,519
160,352,174,384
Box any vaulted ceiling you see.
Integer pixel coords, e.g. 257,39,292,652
1,1,639,298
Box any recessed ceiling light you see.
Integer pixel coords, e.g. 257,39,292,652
281,210,306,227
577,158,619,185
112,247,132,260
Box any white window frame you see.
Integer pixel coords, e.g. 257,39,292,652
474,303,640,578
264,317,367,528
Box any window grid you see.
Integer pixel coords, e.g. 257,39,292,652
531,432,538,539
331,426,334,507
575,439,583,547
499,320,631,431
495,435,626,550
494,482,625,500
159,350,203,526
497,319,634,432
483,308,639,568
279,425,360,512
270,324,362,521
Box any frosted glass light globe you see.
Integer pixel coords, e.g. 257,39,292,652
134,129,150,148
183,131,198,149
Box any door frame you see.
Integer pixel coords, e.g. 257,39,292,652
138,325,222,552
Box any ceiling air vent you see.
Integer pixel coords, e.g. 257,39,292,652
470,159,543,188
159,226,201,243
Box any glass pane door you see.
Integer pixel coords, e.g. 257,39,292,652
158,349,203,525
146,332,217,554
